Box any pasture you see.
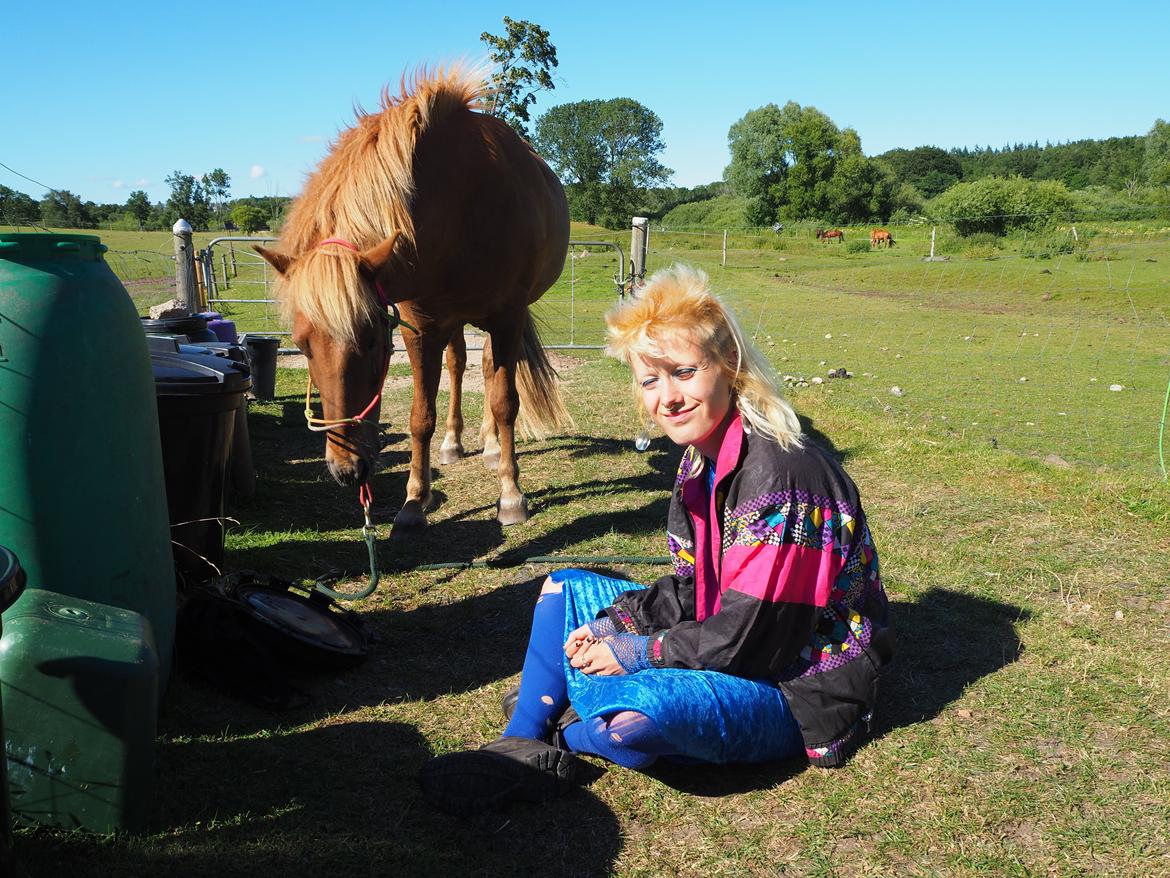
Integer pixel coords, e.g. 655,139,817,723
7,221,1170,877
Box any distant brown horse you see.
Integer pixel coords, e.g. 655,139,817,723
816,228,845,242
870,228,895,248
256,66,570,529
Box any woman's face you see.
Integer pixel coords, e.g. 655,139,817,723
632,334,733,456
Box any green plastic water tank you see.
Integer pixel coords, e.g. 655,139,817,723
0,233,175,686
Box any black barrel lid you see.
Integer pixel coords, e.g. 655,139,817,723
178,342,251,371
141,315,209,336
152,351,251,395
235,585,371,658
0,545,28,613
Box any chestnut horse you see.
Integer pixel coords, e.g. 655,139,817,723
870,228,895,248
816,228,845,242
256,67,570,528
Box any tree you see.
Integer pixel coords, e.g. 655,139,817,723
1144,119,1170,187
725,104,790,226
201,168,231,218
481,17,557,139
780,103,845,220
0,185,41,225
126,190,151,229
875,146,963,198
535,98,671,227
230,204,268,235
726,101,894,224
824,153,898,225
39,190,94,228
164,171,211,230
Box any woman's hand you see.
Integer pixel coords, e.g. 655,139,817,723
564,624,595,658
569,638,627,676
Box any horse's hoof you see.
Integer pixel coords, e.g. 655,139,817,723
439,445,465,465
481,451,500,471
393,506,428,531
496,497,530,526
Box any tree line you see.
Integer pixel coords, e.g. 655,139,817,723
0,169,291,235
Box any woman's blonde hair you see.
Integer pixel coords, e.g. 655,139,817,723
605,264,803,450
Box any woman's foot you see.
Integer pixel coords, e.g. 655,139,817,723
419,736,578,815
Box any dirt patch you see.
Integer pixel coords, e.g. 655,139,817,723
280,332,584,394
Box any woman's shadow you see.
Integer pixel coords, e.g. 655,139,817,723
14,719,623,878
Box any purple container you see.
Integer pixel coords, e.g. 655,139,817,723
206,318,238,344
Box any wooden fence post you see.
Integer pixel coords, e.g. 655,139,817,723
722,230,728,267
172,219,198,313
630,217,649,286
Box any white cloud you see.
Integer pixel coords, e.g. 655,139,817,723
135,178,150,187
250,165,267,179
111,179,125,189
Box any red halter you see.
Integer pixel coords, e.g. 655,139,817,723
303,237,407,513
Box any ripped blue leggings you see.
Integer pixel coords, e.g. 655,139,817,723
503,569,805,768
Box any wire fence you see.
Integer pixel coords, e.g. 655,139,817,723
21,217,1169,479
645,221,1170,479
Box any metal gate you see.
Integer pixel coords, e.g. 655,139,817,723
200,236,627,351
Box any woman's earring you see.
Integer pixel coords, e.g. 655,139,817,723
634,411,653,452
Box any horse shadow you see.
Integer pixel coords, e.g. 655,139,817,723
13,720,622,878
646,587,1028,796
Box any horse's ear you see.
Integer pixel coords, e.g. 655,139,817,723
359,231,401,279
254,245,294,276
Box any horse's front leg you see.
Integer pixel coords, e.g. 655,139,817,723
484,326,527,525
393,328,445,531
438,329,467,465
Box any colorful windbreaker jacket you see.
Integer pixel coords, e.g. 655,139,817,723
603,412,894,766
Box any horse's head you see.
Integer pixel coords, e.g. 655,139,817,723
256,234,400,486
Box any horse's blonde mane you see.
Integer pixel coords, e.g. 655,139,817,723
276,63,489,344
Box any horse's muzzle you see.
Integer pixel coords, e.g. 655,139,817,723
327,454,370,486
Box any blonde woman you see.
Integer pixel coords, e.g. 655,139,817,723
422,265,893,814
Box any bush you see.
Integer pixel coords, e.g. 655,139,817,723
961,232,1002,250
1018,228,1079,259
846,239,871,254
929,176,1075,236
889,207,928,225
662,195,750,229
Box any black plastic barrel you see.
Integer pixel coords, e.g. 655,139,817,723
243,335,280,400
147,340,256,499
152,352,251,577
0,546,28,865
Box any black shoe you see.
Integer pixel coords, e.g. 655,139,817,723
419,736,577,816
501,685,581,730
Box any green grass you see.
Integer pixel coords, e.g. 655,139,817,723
6,220,1170,876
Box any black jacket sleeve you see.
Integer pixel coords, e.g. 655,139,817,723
604,574,696,633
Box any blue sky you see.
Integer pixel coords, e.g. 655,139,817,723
4,1,1168,205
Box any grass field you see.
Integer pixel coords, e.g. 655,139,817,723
5,220,1170,876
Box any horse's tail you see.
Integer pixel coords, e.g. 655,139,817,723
515,308,573,440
